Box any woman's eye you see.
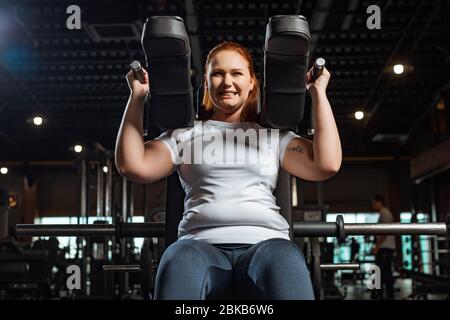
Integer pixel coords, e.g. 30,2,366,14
233,72,243,76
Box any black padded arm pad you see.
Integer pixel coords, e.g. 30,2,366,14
141,16,194,131
260,15,311,130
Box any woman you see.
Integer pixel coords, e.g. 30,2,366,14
115,41,341,299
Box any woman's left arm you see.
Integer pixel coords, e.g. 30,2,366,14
282,67,342,181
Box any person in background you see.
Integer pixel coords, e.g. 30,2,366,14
350,237,360,263
371,194,396,299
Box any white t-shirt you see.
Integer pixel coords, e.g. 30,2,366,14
155,119,300,244
378,208,396,249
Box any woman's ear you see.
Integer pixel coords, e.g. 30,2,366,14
250,77,255,91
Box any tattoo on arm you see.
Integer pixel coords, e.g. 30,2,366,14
286,145,304,153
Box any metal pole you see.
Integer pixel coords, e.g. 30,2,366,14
430,177,440,275
105,159,112,218
16,222,447,238
143,184,148,221
129,183,134,222
121,176,129,296
79,159,87,225
317,181,324,215
343,223,447,236
103,265,141,272
80,158,88,295
96,163,104,218
16,224,116,237
411,183,420,272
122,177,127,222
296,177,303,208
320,263,360,271
125,182,134,294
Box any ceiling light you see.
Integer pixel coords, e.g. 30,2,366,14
33,116,43,126
354,111,364,120
393,64,404,74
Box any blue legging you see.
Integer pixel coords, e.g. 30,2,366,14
154,238,314,300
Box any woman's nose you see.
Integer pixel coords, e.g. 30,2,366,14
223,73,233,86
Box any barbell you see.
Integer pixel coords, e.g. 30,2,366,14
15,215,449,240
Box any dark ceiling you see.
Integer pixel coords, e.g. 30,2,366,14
1,0,449,162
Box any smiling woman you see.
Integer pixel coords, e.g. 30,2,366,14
201,41,260,123
115,35,341,299
145,40,326,300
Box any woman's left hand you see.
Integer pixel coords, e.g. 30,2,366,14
306,66,331,96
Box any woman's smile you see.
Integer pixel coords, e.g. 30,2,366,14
219,91,238,99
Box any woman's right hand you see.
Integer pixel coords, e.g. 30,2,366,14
126,67,150,98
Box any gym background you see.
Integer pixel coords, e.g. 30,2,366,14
0,0,450,301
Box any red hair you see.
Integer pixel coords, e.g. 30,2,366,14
201,41,260,122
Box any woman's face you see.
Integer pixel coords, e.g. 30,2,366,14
206,50,254,115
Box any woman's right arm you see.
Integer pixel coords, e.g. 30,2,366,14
115,68,175,184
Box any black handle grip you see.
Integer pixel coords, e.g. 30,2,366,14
307,58,326,135
130,60,146,84
310,57,325,82
130,60,149,136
